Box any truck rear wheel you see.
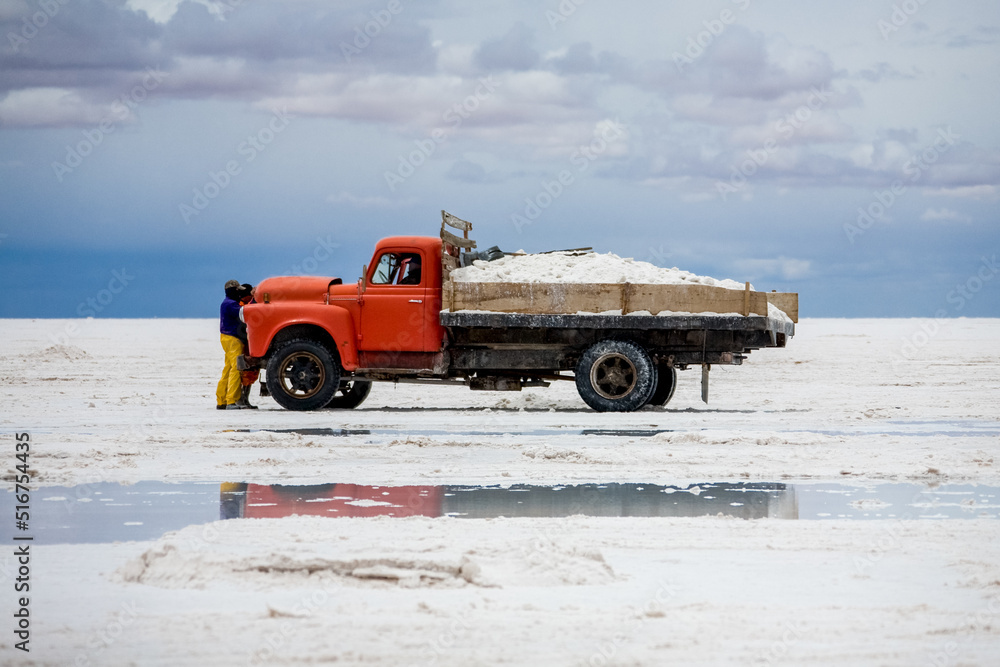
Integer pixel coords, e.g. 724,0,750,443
575,340,657,412
646,363,677,407
325,379,372,409
266,339,340,411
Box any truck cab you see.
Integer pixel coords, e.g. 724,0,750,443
355,236,445,354
244,236,447,411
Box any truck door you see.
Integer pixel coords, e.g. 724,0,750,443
359,249,428,352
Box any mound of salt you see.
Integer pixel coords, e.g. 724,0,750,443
450,251,749,290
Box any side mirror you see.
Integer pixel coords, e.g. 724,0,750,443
359,264,368,294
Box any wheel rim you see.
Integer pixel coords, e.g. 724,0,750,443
590,352,637,399
278,351,326,398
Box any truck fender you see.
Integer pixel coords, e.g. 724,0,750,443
246,303,359,371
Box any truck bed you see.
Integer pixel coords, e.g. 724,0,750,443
442,279,798,324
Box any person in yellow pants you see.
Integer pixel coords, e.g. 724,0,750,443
217,333,244,408
217,279,248,409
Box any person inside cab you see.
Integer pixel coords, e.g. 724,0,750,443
398,254,421,285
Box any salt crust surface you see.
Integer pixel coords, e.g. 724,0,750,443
2,318,999,665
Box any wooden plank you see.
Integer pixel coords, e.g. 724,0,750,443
627,284,768,317
449,282,616,314
441,254,459,281
441,228,477,250
441,210,473,232
765,292,799,323
449,282,775,317
442,280,455,312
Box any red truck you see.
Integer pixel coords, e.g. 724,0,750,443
242,213,797,412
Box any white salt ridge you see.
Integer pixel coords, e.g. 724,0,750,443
450,251,751,290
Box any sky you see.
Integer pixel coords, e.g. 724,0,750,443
0,0,998,319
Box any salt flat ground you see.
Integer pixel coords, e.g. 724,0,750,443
0,318,998,666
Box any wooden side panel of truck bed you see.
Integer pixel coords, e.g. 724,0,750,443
443,281,799,323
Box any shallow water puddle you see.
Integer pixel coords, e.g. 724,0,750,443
223,420,1000,439
3,481,998,544
225,427,674,438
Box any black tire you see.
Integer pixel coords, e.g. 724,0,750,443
575,340,657,412
646,363,677,407
324,379,372,409
265,339,340,411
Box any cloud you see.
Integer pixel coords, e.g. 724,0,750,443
659,28,836,102
0,0,439,105
920,208,972,223
923,185,999,200
445,159,502,184
327,191,416,209
126,0,183,24
0,0,997,200
0,87,112,127
946,26,1000,48
163,1,436,71
548,42,599,75
1,0,163,93
853,62,918,82
474,22,539,72
880,128,919,144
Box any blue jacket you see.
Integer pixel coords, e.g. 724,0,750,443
220,298,242,337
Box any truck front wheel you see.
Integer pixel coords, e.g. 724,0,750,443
575,340,657,412
266,339,340,411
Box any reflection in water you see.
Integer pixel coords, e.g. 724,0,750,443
580,430,671,437
223,428,372,437
220,482,798,521
5,481,997,545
